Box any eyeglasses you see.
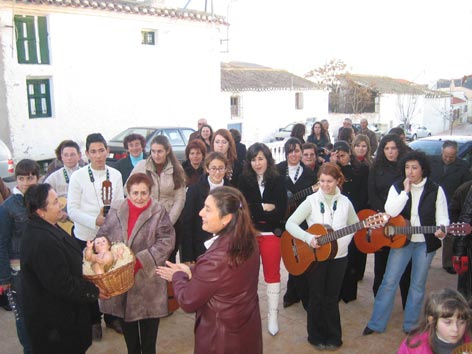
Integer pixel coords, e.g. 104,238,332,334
208,167,226,173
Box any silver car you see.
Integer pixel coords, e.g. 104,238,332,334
0,138,14,181
107,126,195,162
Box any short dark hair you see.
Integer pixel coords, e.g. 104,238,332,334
284,138,302,158
25,183,51,216
302,142,317,155
123,134,145,153
60,140,81,154
86,133,107,151
442,140,458,150
400,151,431,178
54,140,81,160
15,159,40,178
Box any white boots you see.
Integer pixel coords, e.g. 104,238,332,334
267,282,280,336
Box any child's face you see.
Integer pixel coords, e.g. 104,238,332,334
436,312,467,344
94,237,110,253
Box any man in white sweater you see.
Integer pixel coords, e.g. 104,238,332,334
67,133,124,340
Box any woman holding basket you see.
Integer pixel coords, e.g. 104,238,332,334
98,173,175,354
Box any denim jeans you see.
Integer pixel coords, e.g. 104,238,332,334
367,242,435,333
11,270,32,354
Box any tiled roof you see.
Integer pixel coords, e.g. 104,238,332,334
221,62,319,92
5,0,227,24
341,74,450,99
342,74,425,95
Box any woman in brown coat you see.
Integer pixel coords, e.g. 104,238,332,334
98,173,175,354
156,187,262,354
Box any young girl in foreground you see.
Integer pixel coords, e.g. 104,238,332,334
397,288,471,354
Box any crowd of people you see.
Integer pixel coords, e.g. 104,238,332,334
0,117,471,354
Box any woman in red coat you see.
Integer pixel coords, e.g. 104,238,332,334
157,186,262,354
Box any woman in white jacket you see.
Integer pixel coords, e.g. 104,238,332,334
285,162,358,351
364,150,449,335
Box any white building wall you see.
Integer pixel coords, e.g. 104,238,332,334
220,89,328,145
0,5,225,161
423,96,452,134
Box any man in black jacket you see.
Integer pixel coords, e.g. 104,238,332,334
430,140,472,274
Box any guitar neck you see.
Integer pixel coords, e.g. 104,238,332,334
290,185,315,204
393,225,444,235
318,221,367,246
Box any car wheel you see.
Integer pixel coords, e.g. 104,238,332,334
412,134,417,140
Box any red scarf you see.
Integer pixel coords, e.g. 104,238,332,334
127,199,151,274
127,199,152,239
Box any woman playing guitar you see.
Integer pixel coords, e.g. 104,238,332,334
285,163,358,351
364,150,449,335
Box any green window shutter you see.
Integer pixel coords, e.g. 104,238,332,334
24,16,37,64
37,16,49,64
14,15,27,63
26,79,52,118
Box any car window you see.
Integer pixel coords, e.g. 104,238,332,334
181,129,194,143
284,124,296,132
111,128,155,142
162,129,185,147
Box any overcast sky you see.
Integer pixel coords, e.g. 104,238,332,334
172,0,472,84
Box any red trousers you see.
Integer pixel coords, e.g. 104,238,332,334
257,234,281,283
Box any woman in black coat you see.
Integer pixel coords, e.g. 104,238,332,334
276,138,316,309
329,141,369,302
20,184,105,354
368,134,411,308
239,143,287,336
180,152,230,263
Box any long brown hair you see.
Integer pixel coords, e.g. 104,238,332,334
149,135,185,189
208,187,257,267
211,129,237,165
352,134,373,166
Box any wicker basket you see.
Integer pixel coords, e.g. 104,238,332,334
84,255,136,297
452,342,472,354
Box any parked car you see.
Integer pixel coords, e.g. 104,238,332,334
399,124,431,141
0,138,14,182
107,126,195,162
271,122,300,141
409,135,472,167
271,119,315,142
408,125,431,141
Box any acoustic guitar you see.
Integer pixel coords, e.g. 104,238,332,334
354,209,472,254
101,180,112,217
285,182,319,217
57,196,74,236
281,213,387,275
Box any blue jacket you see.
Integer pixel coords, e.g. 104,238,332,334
0,194,28,284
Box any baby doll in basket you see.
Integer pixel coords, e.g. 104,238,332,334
85,236,125,275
